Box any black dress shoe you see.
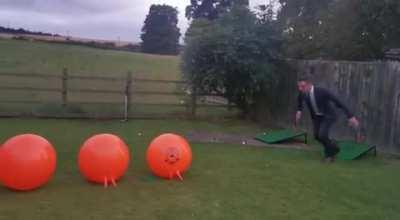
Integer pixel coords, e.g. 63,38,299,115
331,147,340,162
322,157,334,163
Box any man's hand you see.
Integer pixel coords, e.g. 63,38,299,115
295,111,302,125
348,117,359,128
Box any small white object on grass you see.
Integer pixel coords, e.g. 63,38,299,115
138,132,142,136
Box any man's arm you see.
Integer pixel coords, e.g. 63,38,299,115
297,93,304,112
325,89,353,118
295,93,304,125
325,89,359,128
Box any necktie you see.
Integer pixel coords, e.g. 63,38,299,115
310,89,322,115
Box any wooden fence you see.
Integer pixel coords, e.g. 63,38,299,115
264,60,400,153
0,69,236,119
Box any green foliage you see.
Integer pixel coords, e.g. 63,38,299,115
182,6,284,115
141,4,181,55
277,0,400,60
277,0,334,59
185,0,249,20
324,0,400,60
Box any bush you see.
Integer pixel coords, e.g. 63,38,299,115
182,6,286,117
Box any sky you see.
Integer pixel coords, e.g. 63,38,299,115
0,0,271,43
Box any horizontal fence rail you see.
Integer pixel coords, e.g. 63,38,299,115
0,69,236,119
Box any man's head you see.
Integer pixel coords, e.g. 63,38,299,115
297,75,313,93
297,67,315,93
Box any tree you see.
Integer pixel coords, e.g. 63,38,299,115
324,0,400,60
182,6,286,117
277,0,400,60
141,4,181,55
255,0,277,23
277,0,334,59
185,0,249,20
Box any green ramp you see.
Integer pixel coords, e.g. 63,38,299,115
336,140,377,160
255,129,307,144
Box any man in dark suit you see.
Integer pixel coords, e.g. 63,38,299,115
295,75,359,162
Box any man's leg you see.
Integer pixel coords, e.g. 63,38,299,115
318,117,339,159
312,117,328,157
312,117,327,157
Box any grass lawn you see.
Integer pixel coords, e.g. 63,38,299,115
0,39,237,118
0,39,181,79
0,39,235,118
0,38,182,104
0,39,186,115
0,118,399,219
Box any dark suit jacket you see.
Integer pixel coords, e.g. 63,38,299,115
297,87,353,120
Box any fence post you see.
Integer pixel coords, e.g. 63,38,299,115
124,71,133,121
62,68,68,107
191,87,197,118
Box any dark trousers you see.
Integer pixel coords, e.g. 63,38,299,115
312,115,340,158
